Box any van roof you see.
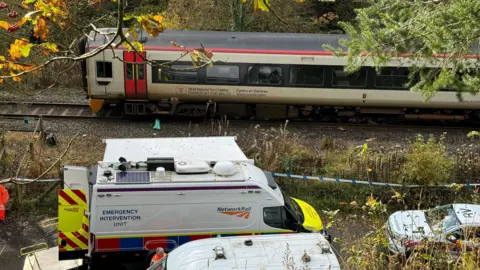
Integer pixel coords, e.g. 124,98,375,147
166,233,341,270
102,136,249,163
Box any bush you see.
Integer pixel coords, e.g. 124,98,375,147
401,133,454,186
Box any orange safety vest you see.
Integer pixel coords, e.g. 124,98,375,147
150,253,165,270
0,185,8,204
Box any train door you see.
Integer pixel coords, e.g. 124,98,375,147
123,51,147,99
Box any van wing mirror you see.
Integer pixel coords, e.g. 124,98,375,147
263,172,278,190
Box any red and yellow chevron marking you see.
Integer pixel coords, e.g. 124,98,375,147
58,189,86,206
219,211,251,219
58,189,89,252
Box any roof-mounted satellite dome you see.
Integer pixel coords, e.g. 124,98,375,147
213,161,237,176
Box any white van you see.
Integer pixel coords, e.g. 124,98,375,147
58,137,328,269
147,233,341,270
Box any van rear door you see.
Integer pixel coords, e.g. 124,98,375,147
58,189,89,260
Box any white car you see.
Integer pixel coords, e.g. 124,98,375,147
386,203,480,256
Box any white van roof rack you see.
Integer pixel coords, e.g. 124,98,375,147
102,137,251,164
95,137,258,185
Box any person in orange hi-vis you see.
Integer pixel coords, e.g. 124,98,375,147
0,184,9,224
149,247,165,270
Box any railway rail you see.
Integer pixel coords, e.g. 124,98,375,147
0,101,121,119
0,101,477,133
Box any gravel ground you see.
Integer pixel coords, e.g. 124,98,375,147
0,87,88,104
0,117,477,151
0,209,57,270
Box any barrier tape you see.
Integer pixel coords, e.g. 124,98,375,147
0,178,60,184
269,172,480,188
1,173,478,189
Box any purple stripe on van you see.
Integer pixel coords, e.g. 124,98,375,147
97,185,262,193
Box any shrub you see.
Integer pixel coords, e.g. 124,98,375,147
401,133,454,186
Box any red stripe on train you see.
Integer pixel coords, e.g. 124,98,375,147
87,45,480,59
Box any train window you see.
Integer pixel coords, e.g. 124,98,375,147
332,67,367,87
96,61,112,78
206,65,239,84
374,67,410,89
126,64,133,80
248,66,282,85
137,64,145,80
290,66,324,86
162,64,197,82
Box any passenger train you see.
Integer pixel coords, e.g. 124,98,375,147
79,28,480,122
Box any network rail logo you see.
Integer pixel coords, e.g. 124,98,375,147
218,206,252,219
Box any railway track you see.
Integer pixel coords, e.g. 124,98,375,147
0,101,477,133
0,101,121,119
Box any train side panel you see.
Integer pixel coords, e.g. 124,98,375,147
88,50,125,100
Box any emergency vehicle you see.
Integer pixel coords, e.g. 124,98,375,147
57,136,328,269
147,232,341,270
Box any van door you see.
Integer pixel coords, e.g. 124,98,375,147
58,189,89,260
124,51,147,99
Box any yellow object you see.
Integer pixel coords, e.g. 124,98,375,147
291,197,324,232
58,189,89,252
39,218,58,229
89,98,104,113
20,243,49,256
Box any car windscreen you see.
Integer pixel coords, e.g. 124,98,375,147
425,204,460,233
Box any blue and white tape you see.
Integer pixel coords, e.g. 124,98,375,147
0,178,61,184
2,173,479,189
268,172,480,188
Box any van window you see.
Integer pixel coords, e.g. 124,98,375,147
96,61,112,78
263,206,298,231
248,66,282,85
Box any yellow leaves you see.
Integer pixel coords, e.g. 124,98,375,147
0,21,8,30
40,42,58,52
246,0,306,12
9,39,32,60
366,195,377,207
171,41,185,48
136,14,164,38
33,17,48,40
151,15,163,24
39,42,59,56
254,0,270,12
11,72,21,82
0,55,5,70
123,41,144,52
17,17,28,28
19,43,34,57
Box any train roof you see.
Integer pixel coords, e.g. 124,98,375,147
86,28,348,52
86,28,478,58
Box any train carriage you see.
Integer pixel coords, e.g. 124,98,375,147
80,28,480,121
